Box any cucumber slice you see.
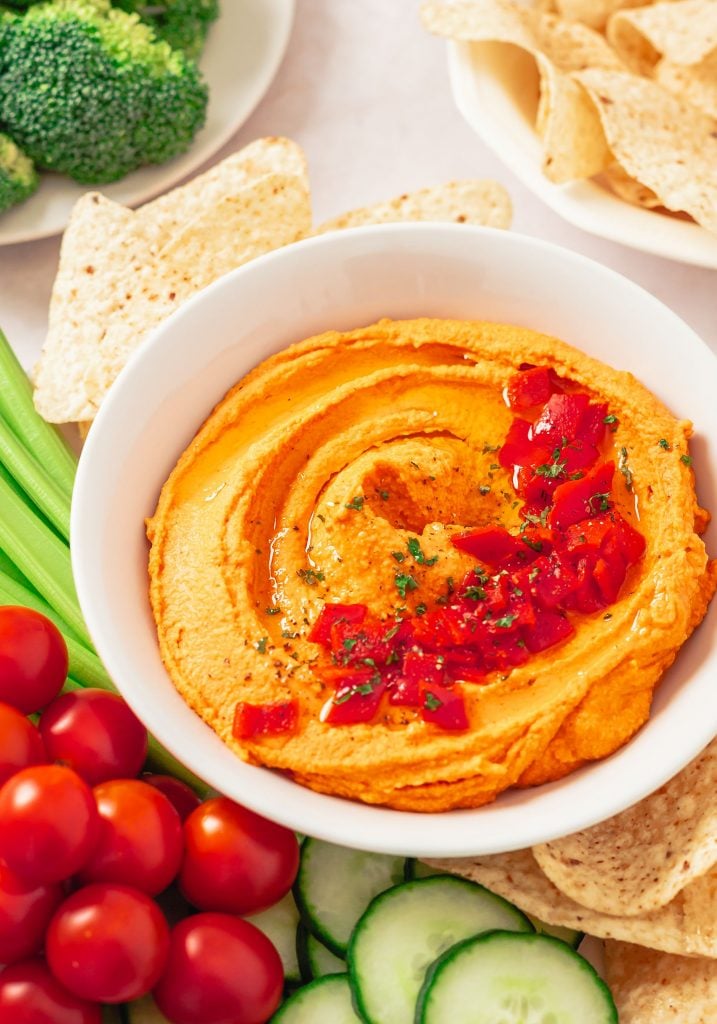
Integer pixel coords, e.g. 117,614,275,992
294,838,405,956
270,974,362,1023
417,931,617,1024
126,996,171,1023
528,915,584,950
247,891,302,984
348,876,533,1024
308,931,346,977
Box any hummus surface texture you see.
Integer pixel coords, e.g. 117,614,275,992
147,318,716,811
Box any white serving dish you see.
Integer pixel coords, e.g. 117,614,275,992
0,0,295,245
448,40,717,269
72,223,717,857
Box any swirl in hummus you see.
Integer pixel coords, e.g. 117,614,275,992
147,319,716,811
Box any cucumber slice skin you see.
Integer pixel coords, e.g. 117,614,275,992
246,891,302,984
416,930,618,1024
348,876,534,1024
270,973,362,1024
528,915,584,950
293,837,405,957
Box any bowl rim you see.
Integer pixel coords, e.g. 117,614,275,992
71,221,717,855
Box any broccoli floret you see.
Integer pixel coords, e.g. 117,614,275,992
0,131,39,211
113,0,218,59
0,0,208,184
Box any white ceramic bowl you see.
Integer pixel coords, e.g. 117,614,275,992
72,224,717,857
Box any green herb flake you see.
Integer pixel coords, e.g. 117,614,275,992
343,637,358,651
464,585,487,601
494,613,517,629
394,573,419,598
281,630,299,639
658,439,670,451
415,603,427,616
345,495,365,511
681,454,694,467
297,567,325,586
379,490,390,501
391,551,406,563
407,537,438,566
603,414,618,425
479,484,491,496
265,607,281,615
255,637,268,654
424,692,443,711
489,463,500,471
588,492,611,514
482,443,500,454
618,446,633,491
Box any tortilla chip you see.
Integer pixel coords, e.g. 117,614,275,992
424,850,717,957
34,164,311,423
555,0,651,32
604,941,717,1022
140,136,309,242
603,162,661,207
656,53,717,119
315,180,512,233
608,1,717,75
574,68,717,231
421,0,618,180
532,738,717,916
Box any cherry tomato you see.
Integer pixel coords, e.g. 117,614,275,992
180,797,300,915
78,779,183,895
153,913,283,1024
46,883,169,1004
143,773,202,821
0,701,46,785
0,960,101,1024
40,688,148,785
0,764,99,884
0,607,68,714
0,862,63,964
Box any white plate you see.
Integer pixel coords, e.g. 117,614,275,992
448,39,717,269
72,224,717,857
0,0,295,246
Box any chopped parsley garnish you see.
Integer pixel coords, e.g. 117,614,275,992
255,637,268,654
410,460,420,469
343,637,358,651
489,463,500,471
535,447,567,480
424,692,443,711
658,438,670,450
588,491,611,513
603,414,618,425
407,537,438,566
524,508,550,528
464,585,487,601
415,603,427,616
362,657,377,668
392,551,406,563
386,650,400,665
379,490,390,500
281,630,299,639
512,587,523,597
394,573,419,598
681,454,694,467
345,496,365,511
334,681,375,705
618,446,633,491
482,443,500,454
384,623,402,641
265,607,281,615
297,567,325,586
495,613,517,628
522,536,543,553
529,566,541,582
479,484,491,496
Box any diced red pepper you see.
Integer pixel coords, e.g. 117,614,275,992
550,461,615,530
505,367,554,409
420,684,469,731
498,418,533,471
323,671,385,725
594,554,626,605
330,619,395,667
477,631,531,671
441,649,486,683
402,649,446,688
233,700,299,740
577,402,608,447
523,611,574,653
307,603,367,646
388,675,421,706
410,609,467,650
529,552,580,609
451,526,522,566
533,393,590,444
611,513,646,565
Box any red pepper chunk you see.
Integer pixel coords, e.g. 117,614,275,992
233,700,298,739
451,526,522,565
550,461,615,530
307,603,367,646
322,671,385,725
505,367,554,409
420,684,469,731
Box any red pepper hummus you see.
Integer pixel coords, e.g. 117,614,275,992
146,319,716,811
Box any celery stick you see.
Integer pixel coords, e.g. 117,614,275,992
0,471,89,645
0,414,70,541
0,329,76,499
0,546,31,588
0,571,107,687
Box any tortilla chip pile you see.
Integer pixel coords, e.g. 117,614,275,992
32,137,512,428
421,0,717,231
425,736,717,1022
